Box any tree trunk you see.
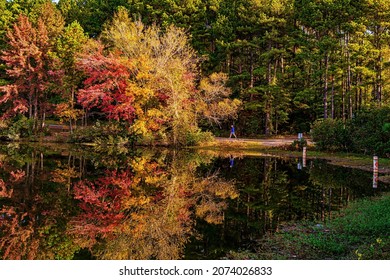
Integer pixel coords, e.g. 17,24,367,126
249,48,254,101
355,73,360,112
374,25,382,105
265,60,272,136
226,48,231,74
342,75,346,122
324,53,329,119
346,33,352,119
377,51,382,105
29,95,33,120
42,111,46,129
331,75,335,119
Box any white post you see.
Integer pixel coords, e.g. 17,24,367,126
373,156,378,189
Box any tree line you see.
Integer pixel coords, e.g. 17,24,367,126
1,0,390,144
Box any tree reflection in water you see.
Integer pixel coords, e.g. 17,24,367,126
0,144,387,259
0,144,237,259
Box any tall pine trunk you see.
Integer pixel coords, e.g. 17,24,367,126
265,60,272,136
324,53,329,119
249,48,254,101
331,75,335,119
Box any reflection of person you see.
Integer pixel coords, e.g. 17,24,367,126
229,125,237,138
229,155,234,168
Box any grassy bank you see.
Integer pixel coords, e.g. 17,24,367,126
225,193,390,260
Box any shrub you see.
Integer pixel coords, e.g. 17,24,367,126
311,108,390,156
70,121,137,145
311,119,351,151
0,116,34,140
348,109,390,155
185,129,214,146
290,138,307,150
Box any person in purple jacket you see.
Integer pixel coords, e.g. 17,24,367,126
229,124,237,138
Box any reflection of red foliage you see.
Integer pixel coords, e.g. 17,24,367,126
0,169,25,198
0,179,13,198
10,170,26,183
177,206,191,223
68,170,133,244
0,206,39,260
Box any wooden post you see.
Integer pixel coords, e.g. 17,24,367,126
303,147,307,168
373,156,378,189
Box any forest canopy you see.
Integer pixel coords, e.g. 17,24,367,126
1,0,390,145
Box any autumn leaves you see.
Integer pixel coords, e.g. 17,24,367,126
80,8,241,145
0,6,240,145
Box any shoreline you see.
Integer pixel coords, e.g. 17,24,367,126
2,135,390,176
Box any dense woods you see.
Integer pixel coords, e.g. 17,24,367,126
1,0,390,146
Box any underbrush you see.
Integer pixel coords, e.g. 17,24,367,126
311,109,390,156
69,121,136,146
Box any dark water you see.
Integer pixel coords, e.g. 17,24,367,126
0,143,387,260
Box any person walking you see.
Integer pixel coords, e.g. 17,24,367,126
229,124,237,138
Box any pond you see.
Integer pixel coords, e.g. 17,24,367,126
0,143,387,260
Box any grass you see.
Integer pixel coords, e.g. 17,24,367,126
225,193,390,260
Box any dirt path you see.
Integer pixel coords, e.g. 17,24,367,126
215,136,313,147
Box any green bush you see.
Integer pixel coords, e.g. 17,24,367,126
185,129,214,146
290,138,307,150
70,121,137,145
349,109,390,155
311,118,351,151
1,116,34,140
311,108,390,156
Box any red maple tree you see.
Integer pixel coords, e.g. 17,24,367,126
0,15,62,128
77,45,135,122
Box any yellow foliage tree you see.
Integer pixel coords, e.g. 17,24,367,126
101,8,240,145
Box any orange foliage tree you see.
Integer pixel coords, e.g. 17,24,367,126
0,14,62,130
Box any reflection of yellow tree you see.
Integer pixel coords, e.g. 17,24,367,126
69,150,238,260
194,175,238,225
51,161,80,191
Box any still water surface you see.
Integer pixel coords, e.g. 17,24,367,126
0,143,386,259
